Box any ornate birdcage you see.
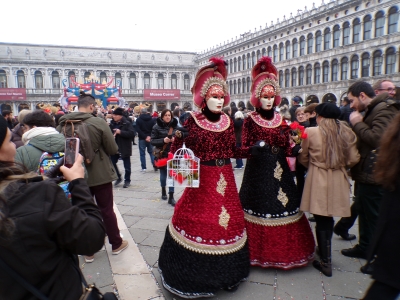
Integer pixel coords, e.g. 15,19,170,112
167,143,200,188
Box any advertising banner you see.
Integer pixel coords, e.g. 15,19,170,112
143,89,180,100
0,88,27,101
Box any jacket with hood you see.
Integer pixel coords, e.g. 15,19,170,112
109,116,135,157
136,113,156,140
57,112,118,187
15,130,65,172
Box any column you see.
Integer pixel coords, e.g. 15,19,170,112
381,54,386,75
46,69,52,89
166,73,170,89
396,51,400,73
371,19,376,38
349,24,353,45
358,57,362,79
27,69,34,89
6,69,12,88
138,72,143,90
384,15,389,35
369,56,374,77
152,72,157,89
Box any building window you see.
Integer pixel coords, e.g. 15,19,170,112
315,31,322,52
246,77,251,93
252,52,256,67
324,28,331,50
353,18,361,43
238,79,241,94
331,59,338,81
234,80,237,94
229,60,233,73
35,70,43,89
69,71,77,87
373,50,383,75
84,71,91,82
273,45,278,62
115,72,122,87
375,11,385,37
262,48,266,57
279,43,284,61
130,73,137,89
143,73,150,89
364,15,372,40
351,55,359,79
238,57,241,71
343,22,350,45
300,36,306,56
257,50,261,61
52,71,60,89
286,41,291,60
285,69,290,87
170,74,177,89
247,53,251,69
99,72,107,84
333,25,340,47
322,61,329,82
291,68,297,87
298,66,304,86
0,70,7,88
388,7,399,34
184,74,190,90
17,70,25,88
314,63,321,84
292,39,298,58
279,71,284,87
362,53,370,77
229,81,233,95
341,57,349,80
386,47,396,74
267,47,272,57
242,55,246,70
306,65,312,85
307,33,313,54
234,58,237,72
242,78,246,93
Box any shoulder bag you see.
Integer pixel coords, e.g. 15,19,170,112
153,127,173,159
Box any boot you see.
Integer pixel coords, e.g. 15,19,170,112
168,192,176,207
313,230,332,277
161,187,167,200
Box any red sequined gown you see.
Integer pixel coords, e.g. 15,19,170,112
239,111,315,269
158,112,250,298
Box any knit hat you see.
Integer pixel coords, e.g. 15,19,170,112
0,117,8,147
315,103,341,119
113,107,124,115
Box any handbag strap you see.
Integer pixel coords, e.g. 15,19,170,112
160,127,174,152
0,256,49,300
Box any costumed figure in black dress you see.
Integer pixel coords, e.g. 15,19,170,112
158,58,250,298
239,57,315,269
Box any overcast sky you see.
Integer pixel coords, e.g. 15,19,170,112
4,0,319,53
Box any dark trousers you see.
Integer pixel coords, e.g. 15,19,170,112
110,154,131,183
356,182,383,252
334,201,358,233
138,139,154,170
159,167,174,193
314,215,334,232
364,281,400,300
235,142,243,168
90,183,122,250
295,161,307,196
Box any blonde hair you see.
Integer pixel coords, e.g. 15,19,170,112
18,109,32,124
318,118,357,169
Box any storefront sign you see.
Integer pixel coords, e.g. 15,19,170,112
0,88,26,100
144,89,180,100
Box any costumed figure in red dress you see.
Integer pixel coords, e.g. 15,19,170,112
239,56,315,269
158,58,250,298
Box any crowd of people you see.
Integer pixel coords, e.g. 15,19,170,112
0,56,399,299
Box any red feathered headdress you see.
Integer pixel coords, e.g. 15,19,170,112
191,57,230,108
250,56,281,108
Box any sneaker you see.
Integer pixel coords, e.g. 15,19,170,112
112,240,129,255
123,182,130,188
84,255,94,263
141,169,147,172
233,166,244,169
114,178,122,187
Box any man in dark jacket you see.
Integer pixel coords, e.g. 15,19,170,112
110,107,135,188
58,93,128,262
289,96,301,122
339,97,352,125
341,81,399,266
136,108,156,172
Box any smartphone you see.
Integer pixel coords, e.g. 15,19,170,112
64,137,80,168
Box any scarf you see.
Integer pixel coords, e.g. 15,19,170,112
22,127,59,145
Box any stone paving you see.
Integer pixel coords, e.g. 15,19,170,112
80,145,376,300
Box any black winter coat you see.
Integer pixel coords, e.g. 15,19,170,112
339,104,352,124
0,177,105,300
233,118,243,144
151,118,178,159
110,117,135,157
136,114,156,140
367,183,400,290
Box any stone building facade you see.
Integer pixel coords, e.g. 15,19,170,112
197,0,400,108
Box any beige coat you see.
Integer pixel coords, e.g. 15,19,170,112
298,127,360,217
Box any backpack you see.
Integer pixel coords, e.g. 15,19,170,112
37,151,71,201
61,119,96,166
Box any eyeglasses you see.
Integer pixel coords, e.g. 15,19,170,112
378,88,396,92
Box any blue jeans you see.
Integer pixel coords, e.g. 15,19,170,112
159,167,174,193
235,142,243,168
110,154,131,183
139,139,155,170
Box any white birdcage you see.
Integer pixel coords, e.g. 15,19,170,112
167,143,200,188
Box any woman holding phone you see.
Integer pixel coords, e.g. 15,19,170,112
151,109,178,206
0,116,106,300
